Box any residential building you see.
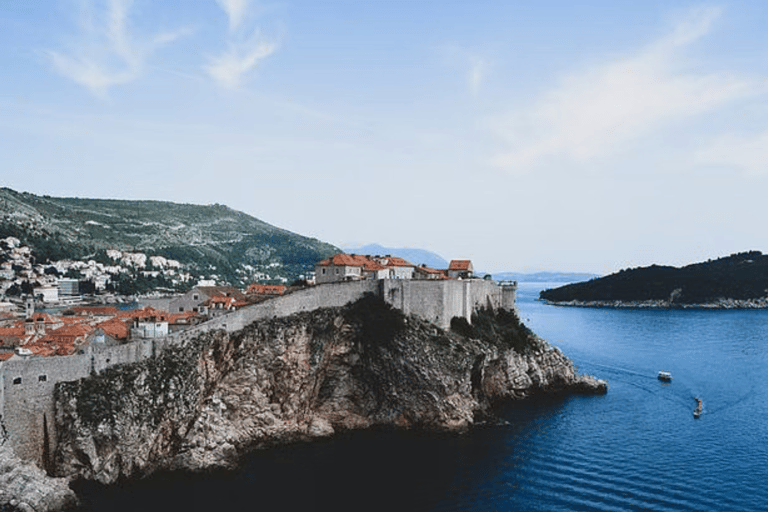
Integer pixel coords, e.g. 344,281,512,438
169,285,246,313
448,260,474,279
315,254,417,284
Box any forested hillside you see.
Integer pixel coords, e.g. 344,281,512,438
0,188,337,285
540,252,768,305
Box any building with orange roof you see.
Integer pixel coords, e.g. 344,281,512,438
374,256,416,279
315,253,417,284
93,317,131,342
414,264,448,280
168,285,246,314
119,306,169,339
448,260,475,279
23,323,95,356
166,310,202,332
205,295,249,317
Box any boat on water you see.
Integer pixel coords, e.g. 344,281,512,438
694,397,703,419
658,371,672,382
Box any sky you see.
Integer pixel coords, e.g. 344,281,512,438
2,0,768,275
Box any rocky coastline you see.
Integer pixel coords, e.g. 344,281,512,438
1,296,605,510
541,297,768,309
0,445,77,512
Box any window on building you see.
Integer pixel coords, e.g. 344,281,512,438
322,268,326,275
179,307,184,312
193,294,199,300
13,377,21,385
38,375,47,382
335,268,339,275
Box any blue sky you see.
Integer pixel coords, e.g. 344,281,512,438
2,0,768,274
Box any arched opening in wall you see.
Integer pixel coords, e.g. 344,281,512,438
12,377,21,385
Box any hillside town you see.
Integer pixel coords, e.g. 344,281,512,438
0,240,480,364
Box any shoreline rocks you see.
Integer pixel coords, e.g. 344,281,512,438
541,297,768,310
0,445,78,512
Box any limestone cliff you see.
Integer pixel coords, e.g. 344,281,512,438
51,295,605,486
0,445,77,512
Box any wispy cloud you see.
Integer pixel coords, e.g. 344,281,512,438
216,0,250,32
206,0,277,90
491,6,756,172
45,0,189,97
468,56,487,98
442,45,489,97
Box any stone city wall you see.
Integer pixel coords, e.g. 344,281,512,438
0,278,516,466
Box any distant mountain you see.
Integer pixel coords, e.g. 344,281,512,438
492,271,599,283
343,244,449,269
540,251,768,306
0,188,337,285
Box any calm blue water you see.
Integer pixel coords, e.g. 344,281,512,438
74,283,768,511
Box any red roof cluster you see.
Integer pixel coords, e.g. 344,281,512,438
317,254,416,270
317,253,474,280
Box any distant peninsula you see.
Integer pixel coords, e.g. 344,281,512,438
539,251,768,309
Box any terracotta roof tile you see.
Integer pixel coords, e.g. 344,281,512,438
448,260,473,271
378,256,414,267
247,284,287,295
95,317,130,340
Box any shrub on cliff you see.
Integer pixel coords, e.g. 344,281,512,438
451,308,539,355
344,293,406,347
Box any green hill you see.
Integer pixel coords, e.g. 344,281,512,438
540,251,768,306
0,188,337,286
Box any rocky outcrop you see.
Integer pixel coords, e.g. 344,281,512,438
51,296,605,486
0,445,77,512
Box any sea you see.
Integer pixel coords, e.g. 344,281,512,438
73,282,768,511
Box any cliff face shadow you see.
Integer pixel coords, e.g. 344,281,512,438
70,398,572,512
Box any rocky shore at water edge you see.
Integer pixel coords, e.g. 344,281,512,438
541,297,768,309
0,297,605,510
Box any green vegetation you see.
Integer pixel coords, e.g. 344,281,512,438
540,251,768,304
344,293,406,347
0,187,338,285
62,341,202,429
451,308,540,354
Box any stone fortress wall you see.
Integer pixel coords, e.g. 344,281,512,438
0,279,516,467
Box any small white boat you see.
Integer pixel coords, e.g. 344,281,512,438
657,371,672,382
694,397,702,419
